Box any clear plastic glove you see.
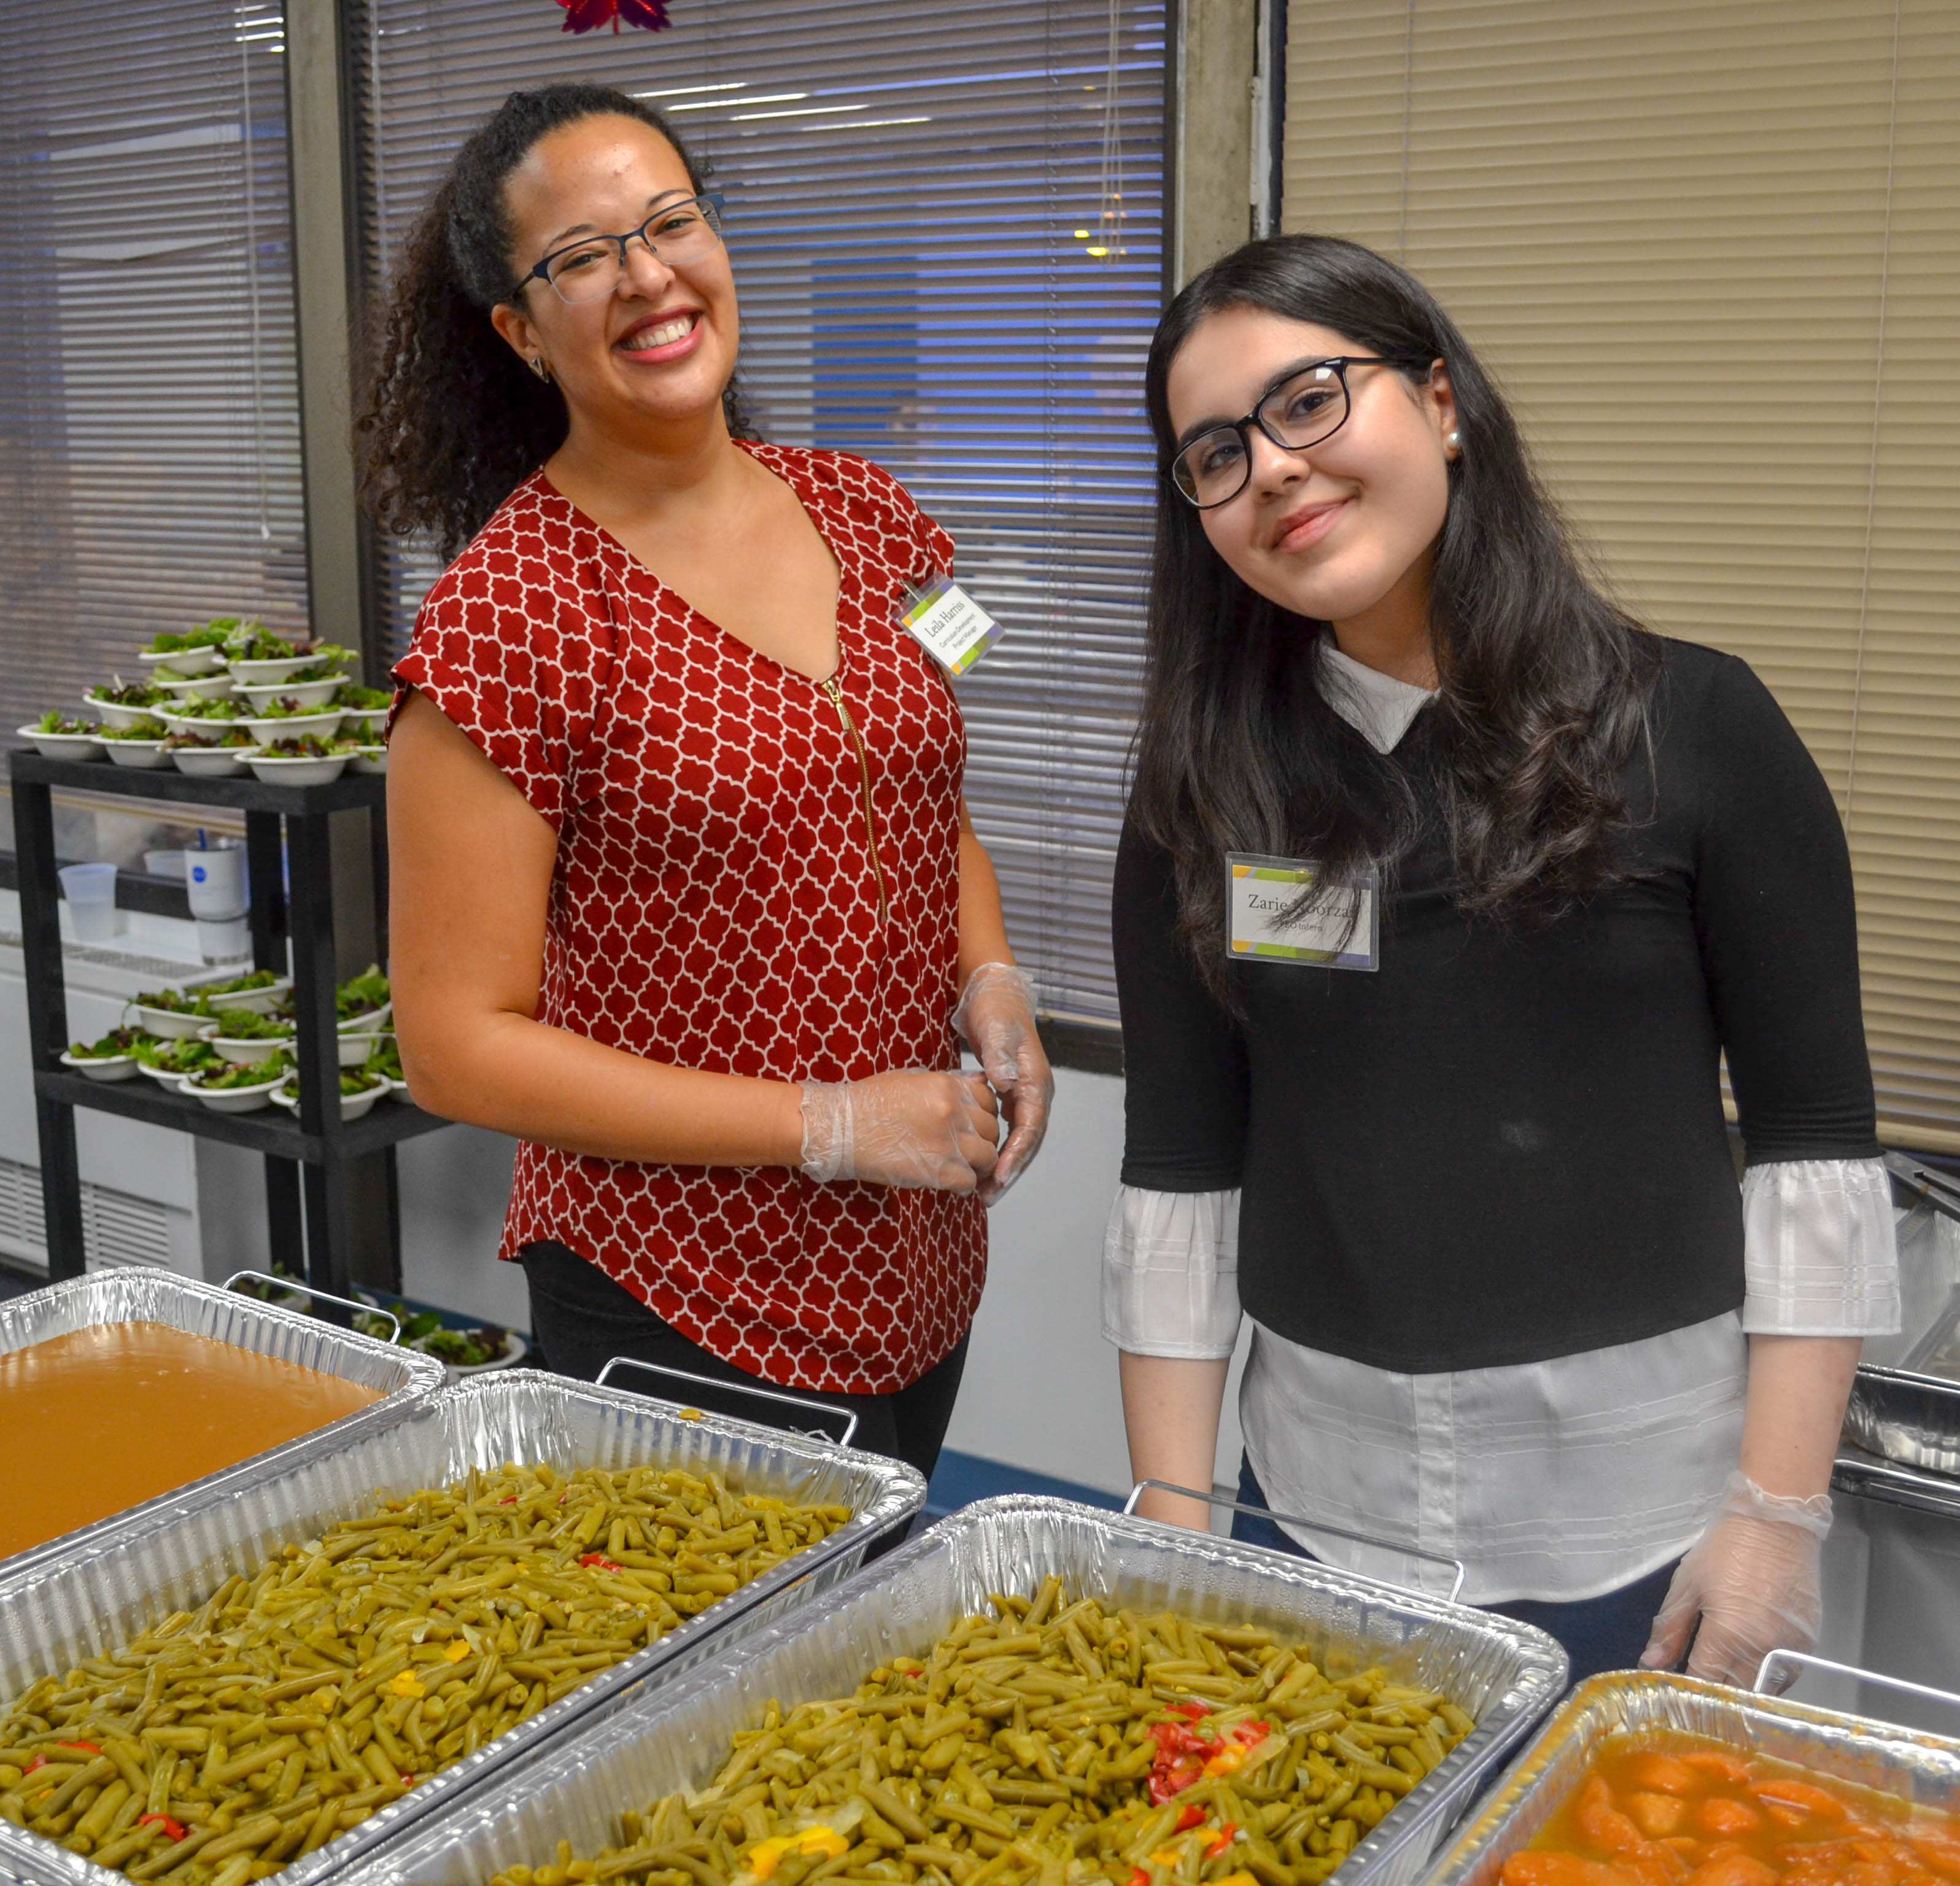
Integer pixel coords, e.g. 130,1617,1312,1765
951,962,1055,1205
799,1069,999,1192
1639,1470,1832,1689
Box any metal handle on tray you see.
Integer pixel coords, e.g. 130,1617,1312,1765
1123,1478,1468,1605
595,1356,859,1451
223,1269,400,1345
1755,1649,1960,1717
1884,1150,1960,1226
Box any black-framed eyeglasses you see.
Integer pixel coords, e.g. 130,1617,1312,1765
514,191,725,305
1169,355,1426,509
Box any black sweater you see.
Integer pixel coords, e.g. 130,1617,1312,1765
1114,638,1881,1373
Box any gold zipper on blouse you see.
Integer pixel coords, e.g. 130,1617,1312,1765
819,673,891,925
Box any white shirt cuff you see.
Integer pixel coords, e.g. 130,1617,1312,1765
1741,1156,1901,1336
1101,1185,1242,1358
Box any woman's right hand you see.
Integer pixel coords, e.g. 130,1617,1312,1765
799,1071,999,1192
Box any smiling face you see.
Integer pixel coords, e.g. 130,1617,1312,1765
489,113,737,438
1164,305,1457,651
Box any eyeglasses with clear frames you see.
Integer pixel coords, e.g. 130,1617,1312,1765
1169,355,1427,509
514,192,726,306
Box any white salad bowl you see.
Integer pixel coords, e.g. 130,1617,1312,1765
232,677,341,711
137,645,227,675
169,742,260,777
186,1069,289,1113
246,748,347,785
104,737,173,769
58,1049,142,1083
82,693,164,729
242,708,344,746
227,651,346,685
195,1022,296,1068
17,724,106,761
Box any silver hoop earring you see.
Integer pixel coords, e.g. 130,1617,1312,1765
530,357,552,383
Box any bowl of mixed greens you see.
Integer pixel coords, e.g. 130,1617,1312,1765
150,668,238,700
157,695,250,735
227,632,354,686
336,964,392,1035
123,986,218,1038
18,713,107,761
414,1322,527,1380
269,1065,392,1120
243,723,347,772
137,624,230,676
232,669,345,711
100,718,174,767
165,728,260,776
59,1028,148,1082
133,1034,224,1089
333,684,392,739
192,967,290,1014
197,1006,298,1066
360,1032,413,1102
185,1049,294,1112
227,1262,311,1311
82,681,168,728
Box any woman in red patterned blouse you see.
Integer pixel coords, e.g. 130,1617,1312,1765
357,83,1052,1481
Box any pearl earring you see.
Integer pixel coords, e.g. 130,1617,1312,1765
1446,429,1460,448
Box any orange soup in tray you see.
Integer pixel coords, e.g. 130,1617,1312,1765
0,1321,380,1561
1503,1733,1960,1886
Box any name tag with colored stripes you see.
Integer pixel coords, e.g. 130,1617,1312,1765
1226,853,1379,971
899,574,1002,676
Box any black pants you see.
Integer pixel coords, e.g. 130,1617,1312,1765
521,1240,969,1504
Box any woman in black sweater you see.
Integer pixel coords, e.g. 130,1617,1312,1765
1106,235,1899,1683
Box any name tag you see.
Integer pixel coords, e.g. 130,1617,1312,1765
899,573,1002,676
1226,853,1379,971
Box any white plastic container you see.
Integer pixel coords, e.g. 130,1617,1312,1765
184,841,248,920
16,724,106,761
56,863,118,942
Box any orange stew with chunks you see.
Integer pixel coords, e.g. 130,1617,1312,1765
1503,1736,1960,1886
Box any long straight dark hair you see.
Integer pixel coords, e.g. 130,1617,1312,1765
1131,234,1660,995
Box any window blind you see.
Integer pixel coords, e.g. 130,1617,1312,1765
347,0,1166,1035
0,0,308,739
1282,0,1960,1152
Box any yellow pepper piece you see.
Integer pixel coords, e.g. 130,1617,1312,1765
444,1640,471,1663
748,1826,848,1879
389,1671,427,1698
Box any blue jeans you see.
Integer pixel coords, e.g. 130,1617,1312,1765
1230,1455,1679,1688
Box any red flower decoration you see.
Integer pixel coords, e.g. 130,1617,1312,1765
557,0,671,31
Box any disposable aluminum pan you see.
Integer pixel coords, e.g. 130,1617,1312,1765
1420,1670,1960,1886
0,1270,441,1578
0,1367,923,1886
360,1493,1570,1886
1843,1365,1960,1478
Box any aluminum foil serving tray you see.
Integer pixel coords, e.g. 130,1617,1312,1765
0,1366,924,1886
1422,1670,1960,1886
0,1270,442,1579
1844,1364,1960,1478
362,1492,1570,1886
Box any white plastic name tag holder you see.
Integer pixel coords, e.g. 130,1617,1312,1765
898,573,1002,677
1226,852,1379,971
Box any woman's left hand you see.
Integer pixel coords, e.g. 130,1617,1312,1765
953,963,1055,1204
1638,1470,1832,1688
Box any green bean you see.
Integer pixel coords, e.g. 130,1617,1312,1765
489,1589,1476,1886
0,1464,850,1883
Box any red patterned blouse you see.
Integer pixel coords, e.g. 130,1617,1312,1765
392,442,986,1394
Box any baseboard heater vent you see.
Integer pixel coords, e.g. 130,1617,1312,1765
0,1155,175,1274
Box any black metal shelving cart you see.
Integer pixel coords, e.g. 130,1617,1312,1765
9,750,450,1298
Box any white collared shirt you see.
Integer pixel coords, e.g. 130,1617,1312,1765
1101,641,1901,1604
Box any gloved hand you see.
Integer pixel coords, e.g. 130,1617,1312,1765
951,962,1055,1205
1639,1470,1832,1688
799,1069,999,1192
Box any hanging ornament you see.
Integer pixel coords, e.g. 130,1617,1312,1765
556,0,671,32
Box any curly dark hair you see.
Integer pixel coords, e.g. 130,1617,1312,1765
356,82,754,561
1131,235,1662,998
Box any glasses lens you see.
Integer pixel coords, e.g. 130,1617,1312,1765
546,241,624,304
1262,363,1350,449
643,196,720,254
1173,429,1250,506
